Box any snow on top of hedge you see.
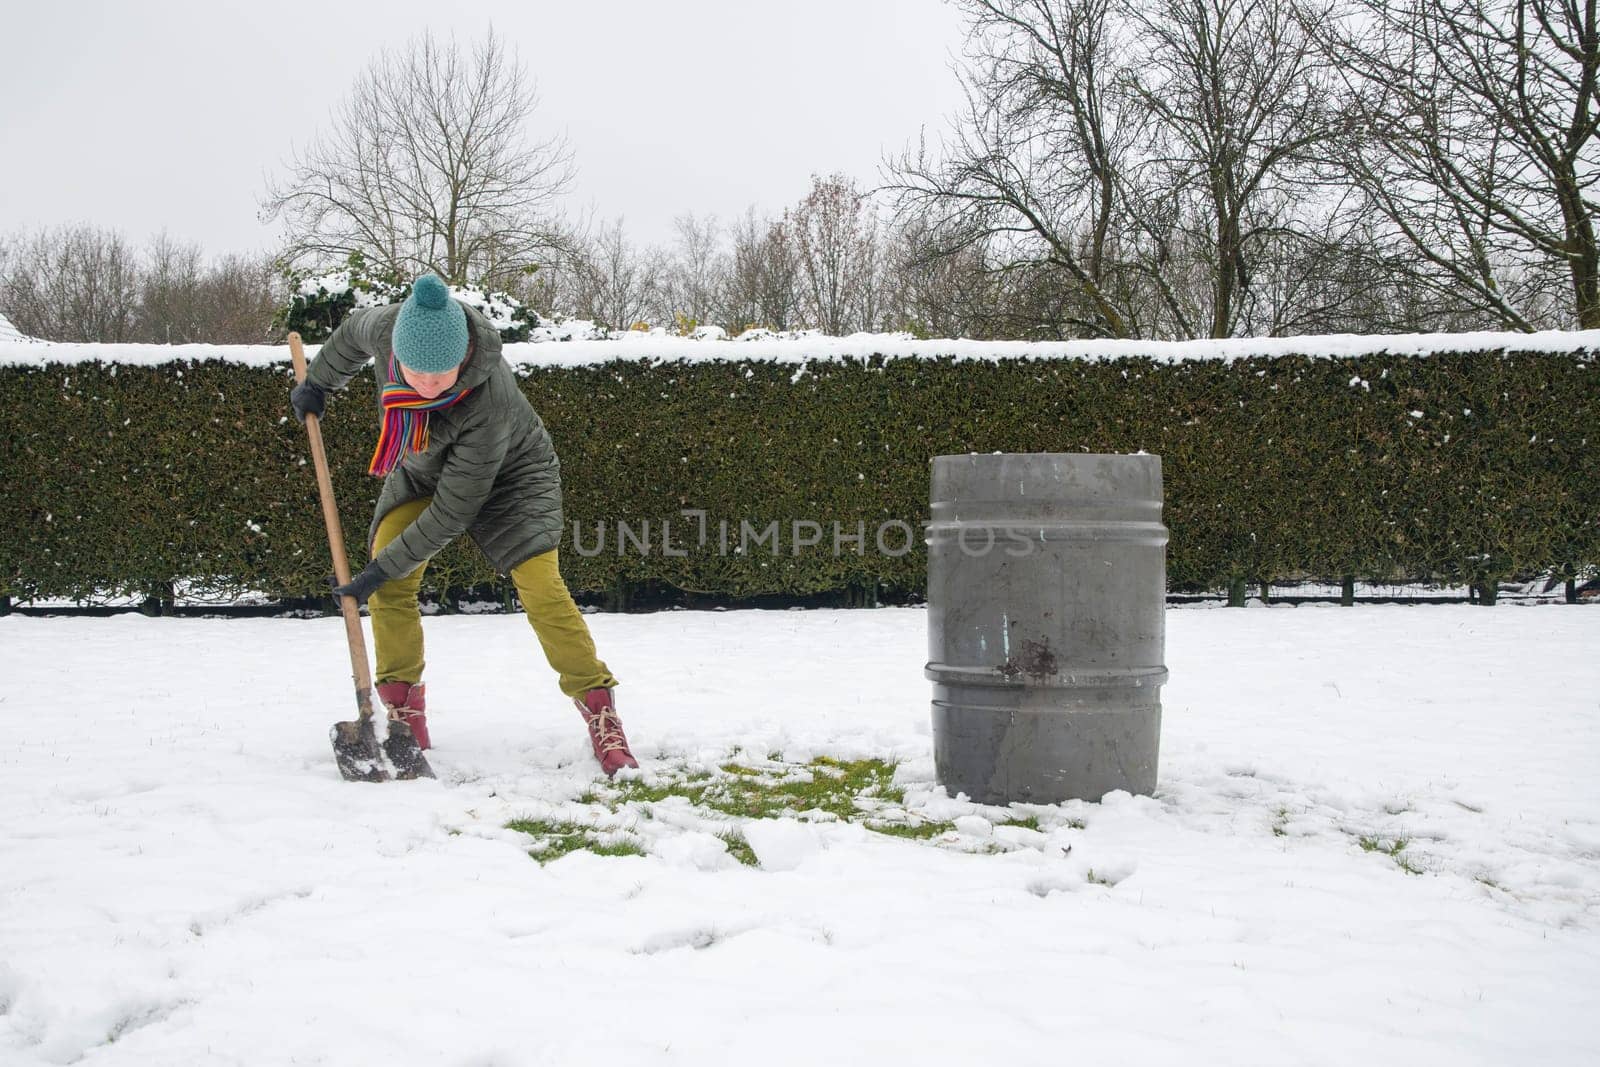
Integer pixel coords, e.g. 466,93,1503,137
4,327,1600,369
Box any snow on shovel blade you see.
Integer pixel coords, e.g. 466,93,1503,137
330,715,436,782
331,717,391,783
382,719,435,780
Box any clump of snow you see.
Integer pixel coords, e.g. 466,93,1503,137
732,327,828,343
526,318,607,343
446,284,529,334
294,269,393,311
741,817,823,870
649,830,740,872
952,814,994,838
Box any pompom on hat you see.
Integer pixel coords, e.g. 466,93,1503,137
392,274,468,373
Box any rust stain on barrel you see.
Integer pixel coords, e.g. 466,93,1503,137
998,636,1058,681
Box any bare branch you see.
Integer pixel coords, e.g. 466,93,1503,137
259,27,575,289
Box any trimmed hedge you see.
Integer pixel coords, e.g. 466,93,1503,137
1,348,1595,608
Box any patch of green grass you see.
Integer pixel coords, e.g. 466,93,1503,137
605,758,903,822
866,820,957,840
720,830,759,867
610,770,718,806
1271,807,1290,838
1086,868,1113,886
506,819,578,837
563,755,1094,865
506,818,643,863
1064,817,1087,831
507,819,594,862
1359,835,1423,875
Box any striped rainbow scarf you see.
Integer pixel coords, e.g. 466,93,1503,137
368,353,473,476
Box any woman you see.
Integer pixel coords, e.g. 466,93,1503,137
290,274,638,777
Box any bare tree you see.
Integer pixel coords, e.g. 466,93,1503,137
0,227,284,345
494,212,588,320
1123,0,1347,338
260,28,575,289
663,212,726,330
719,208,766,332
514,258,573,321
191,253,285,344
889,0,1143,338
880,210,999,338
722,207,803,332
135,232,205,343
570,218,666,331
889,0,1387,340
1325,0,1600,330
0,225,141,342
791,174,881,334
854,210,887,331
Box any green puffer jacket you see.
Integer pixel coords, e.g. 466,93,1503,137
305,301,562,578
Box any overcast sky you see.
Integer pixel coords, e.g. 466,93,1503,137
0,0,971,260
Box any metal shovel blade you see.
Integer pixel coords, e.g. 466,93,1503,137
382,718,436,780
331,717,391,783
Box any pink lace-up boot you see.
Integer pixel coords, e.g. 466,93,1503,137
377,681,430,751
574,688,639,777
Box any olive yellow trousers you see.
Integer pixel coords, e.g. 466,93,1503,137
368,497,618,698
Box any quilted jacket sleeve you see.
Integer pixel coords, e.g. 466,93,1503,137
305,309,386,392
371,408,514,578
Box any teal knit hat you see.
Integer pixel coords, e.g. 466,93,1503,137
393,274,468,373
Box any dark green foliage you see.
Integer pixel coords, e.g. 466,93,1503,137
277,254,402,343
277,254,540,344
1,348,1595,606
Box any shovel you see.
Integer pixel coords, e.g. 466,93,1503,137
289,333,434,783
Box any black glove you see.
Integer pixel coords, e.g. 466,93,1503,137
329,561,389,605
290,379,327,423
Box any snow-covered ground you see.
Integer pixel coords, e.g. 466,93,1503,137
1,604,1596,1065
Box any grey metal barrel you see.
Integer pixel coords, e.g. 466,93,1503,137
925,453,1168,805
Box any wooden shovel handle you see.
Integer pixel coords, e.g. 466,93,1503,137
289,333,375,717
